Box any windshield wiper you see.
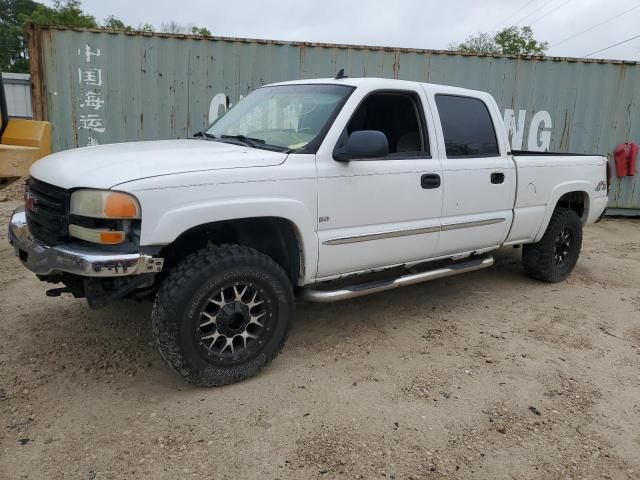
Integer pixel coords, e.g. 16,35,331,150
192,131,217,140
195,131,292,153
220,134,266,149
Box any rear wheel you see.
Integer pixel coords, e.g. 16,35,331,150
152,244,294,386
522,208,583,283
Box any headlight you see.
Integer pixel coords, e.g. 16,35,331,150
69,190,140,245
70,190,141,219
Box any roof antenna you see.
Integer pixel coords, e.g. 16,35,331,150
335,68,347,79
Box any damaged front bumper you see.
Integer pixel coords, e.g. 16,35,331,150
8,206,163,278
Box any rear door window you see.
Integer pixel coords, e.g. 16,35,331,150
435,95,499,158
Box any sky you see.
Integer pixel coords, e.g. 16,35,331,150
44,0,640,61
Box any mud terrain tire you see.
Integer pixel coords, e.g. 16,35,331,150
522,207,583,283
152,244,294,386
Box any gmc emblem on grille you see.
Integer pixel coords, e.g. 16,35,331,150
25,191,38,213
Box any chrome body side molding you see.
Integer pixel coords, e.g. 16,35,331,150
323,225,440,246
323,218,505,245
440,218,505,231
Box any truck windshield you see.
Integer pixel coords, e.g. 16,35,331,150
205,84,353,152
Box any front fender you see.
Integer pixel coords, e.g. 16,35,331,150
143,196,318,282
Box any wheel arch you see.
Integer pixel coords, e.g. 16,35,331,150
142,196,317,284
160,216,306,286
534,182,591,242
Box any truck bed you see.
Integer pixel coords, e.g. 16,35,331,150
511,150,599,157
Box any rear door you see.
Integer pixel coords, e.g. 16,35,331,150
428,92,515,256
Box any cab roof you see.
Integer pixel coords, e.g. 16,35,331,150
266,77,489,98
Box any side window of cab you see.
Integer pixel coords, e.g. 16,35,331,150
435,94,499,158
336,90,430,159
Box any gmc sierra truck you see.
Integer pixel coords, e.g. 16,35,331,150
8,77,609,386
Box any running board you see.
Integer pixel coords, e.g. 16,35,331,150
301,256,494,303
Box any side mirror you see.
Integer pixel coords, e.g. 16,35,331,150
334,130,389,161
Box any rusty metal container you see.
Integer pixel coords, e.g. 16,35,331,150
27,25,640,214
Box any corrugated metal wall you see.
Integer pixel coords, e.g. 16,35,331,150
29,26,640,214
1,73,32,118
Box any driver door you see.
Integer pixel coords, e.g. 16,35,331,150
315,86,443,280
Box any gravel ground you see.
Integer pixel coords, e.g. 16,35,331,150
1,198,639,480
0,178,26,202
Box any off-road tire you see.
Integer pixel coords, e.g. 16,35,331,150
522,207,583,283
152,244,294,386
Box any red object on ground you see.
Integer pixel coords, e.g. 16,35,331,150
614,142,638,177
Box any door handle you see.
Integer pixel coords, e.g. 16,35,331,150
421,173,441,189
491,172,505,184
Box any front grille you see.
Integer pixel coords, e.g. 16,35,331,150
25,178,70,245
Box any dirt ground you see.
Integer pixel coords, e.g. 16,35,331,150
1,197,639,480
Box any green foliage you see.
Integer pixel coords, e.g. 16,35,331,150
22,0,97,29
138,23,155,33
102,15,132,32
2,0,99,72
450,25,548,56
451,31,500,54
0,0,39,72
0,0,38,27
495,26,548,55
1,0,211,73
191,26,211,36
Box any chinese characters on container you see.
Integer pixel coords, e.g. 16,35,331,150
77,45,104,147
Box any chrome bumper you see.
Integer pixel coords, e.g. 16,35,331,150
8,206,163,277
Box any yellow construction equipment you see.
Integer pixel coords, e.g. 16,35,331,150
0,73,51,191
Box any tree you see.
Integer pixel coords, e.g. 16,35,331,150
1,0,98,73
22,0,97,28
102,15,132,32
1,0,212,73
138,23,154,33
0,0,40,72
160,21,211,35
191,26,211,36
1,0,101,73
450,31,500,54
495,26,548,55
450,25,548,56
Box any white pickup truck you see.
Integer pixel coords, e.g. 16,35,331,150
9,76,609,386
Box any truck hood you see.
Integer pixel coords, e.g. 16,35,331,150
29,139,288,189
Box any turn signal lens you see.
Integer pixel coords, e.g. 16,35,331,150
69,224,126,244
104,192,140,218
99,231,127,244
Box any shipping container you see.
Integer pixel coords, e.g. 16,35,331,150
27,25,640,214
1,73,32,119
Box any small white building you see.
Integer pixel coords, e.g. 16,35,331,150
1,73,32,119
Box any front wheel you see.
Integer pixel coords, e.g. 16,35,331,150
522,207,583,283
152,244,294,386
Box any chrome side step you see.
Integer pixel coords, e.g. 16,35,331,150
300,256,494,303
